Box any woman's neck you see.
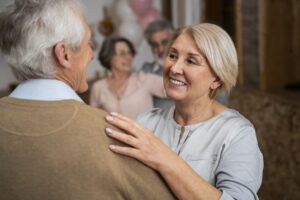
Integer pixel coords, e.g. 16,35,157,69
110,70,130,82
174,99,224,126
107,69,130,98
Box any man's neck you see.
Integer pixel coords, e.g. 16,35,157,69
9,79,83,102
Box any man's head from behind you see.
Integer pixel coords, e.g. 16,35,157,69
144,19,174,66
0,0,94,93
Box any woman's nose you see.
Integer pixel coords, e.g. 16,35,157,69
170,60,183,74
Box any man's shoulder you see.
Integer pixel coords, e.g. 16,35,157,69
76,102,108,122
0,97,108,124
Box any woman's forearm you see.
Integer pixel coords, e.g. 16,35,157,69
157,156,221,200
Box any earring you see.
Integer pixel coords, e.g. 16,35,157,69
209,88,216,98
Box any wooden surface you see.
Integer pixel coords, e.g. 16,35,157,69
260,0,300,91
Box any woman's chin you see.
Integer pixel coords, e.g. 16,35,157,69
120,67,131,73
166,90,185,102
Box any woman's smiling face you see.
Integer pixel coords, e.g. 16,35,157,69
163,32,220,104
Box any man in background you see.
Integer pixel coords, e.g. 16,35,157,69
0,0,175,199
142,19,174,109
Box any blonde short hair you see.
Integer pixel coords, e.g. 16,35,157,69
168,23,238,96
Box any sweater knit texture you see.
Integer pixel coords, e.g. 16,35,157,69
0,97,175,200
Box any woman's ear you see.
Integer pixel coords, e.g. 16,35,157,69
211,77,222,90
54,42,71,68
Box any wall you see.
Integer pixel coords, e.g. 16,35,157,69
260,0,300,90
0,0,161,91
171,0,203,28
241,0,260,88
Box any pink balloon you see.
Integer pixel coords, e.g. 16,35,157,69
118,21,143,47
138,8,161,31
129,0,153,17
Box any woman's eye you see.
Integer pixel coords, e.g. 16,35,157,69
186,58,197,65
168,53,177,60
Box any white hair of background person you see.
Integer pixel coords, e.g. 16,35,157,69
144,19,174,43
0,0,85,81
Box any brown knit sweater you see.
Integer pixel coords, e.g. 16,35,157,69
0,97,175,200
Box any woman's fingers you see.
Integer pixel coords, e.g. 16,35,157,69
110,112,132,122
109,112,134,125
106,113,141,137
105,127,138,147
104,113,172,170
109,144,142,160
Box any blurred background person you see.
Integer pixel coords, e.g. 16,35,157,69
142,19,174,75
105,23,263,200
90,37,166,119
142,19,175,109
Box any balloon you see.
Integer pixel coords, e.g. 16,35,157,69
98,6,114,36
118,21,143,47
98,18,114,36
115,0,136,21
138,8,161,31
128,0,153,17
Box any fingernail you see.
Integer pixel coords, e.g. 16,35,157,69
105,127,112,135
109,145,116,150
110,112,118,116
106,115,113,122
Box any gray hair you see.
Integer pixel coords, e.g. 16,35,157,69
144,19,174,42
0,0,85,81
168,23,238,96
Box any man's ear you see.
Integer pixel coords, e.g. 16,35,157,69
54,42,71,68
211,77,222,90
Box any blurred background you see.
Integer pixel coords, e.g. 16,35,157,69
0,0,299,199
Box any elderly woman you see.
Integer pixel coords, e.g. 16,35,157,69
104,23,263,200
90,37,166,119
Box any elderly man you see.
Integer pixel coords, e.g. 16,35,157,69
142,19,174,109
0,1,175,200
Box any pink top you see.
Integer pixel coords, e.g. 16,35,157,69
90,71,166,119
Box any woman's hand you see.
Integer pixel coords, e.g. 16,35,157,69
105,112,177,171
105,112,222,200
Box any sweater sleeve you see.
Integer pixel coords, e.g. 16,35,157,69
118,155,176,200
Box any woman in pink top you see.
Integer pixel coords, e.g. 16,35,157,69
90,37,167,119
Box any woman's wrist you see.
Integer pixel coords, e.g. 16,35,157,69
156,151,181,175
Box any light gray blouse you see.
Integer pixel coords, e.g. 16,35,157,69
137,107,263,200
